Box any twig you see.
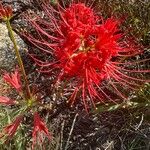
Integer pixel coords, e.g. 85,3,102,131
135,114,144,130
60,120,65,150
64,113,78,150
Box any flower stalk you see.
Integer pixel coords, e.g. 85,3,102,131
5,19,31,99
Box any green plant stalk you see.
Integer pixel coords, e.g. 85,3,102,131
6,19,31,99
94,101,150,114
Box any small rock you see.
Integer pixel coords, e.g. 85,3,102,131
0,23,27,71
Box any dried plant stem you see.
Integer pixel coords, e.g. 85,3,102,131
64,113,78,150
5,20,31,99
60,120,65,150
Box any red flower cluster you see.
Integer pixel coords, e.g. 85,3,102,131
0,69,51,147
32,112,51,149
3,69,22,93
25,2,150,111
0,3,12,20
0,96,15,105
2,116,23,140
1,112,51,148
0,3,52,148
0,68,21,105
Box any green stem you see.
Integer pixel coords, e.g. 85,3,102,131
6,19,31,99
94,101,150,113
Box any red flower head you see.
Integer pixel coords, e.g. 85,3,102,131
32,112,51,149
0,96,15,105
0,3,12,20
25,2,150,111
2,116,22,140
3,69,22,93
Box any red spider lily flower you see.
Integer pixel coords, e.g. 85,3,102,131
32,112,51,149
0,3,12,20
25,2,150,111
2,116,22,140
0,96,15,105
3,69,22,93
